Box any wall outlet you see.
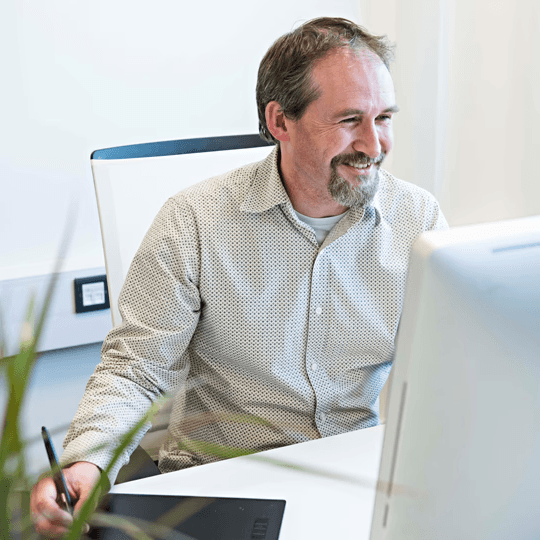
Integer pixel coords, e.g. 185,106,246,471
74,275,110,313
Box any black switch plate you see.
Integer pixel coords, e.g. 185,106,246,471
74,275,110,313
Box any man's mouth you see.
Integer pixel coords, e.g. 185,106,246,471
342,162,375,174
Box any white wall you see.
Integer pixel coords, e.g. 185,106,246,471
6,0,537,283
1,0,361,282
360,0,540,227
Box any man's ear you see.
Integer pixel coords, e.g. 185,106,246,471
265,101,291,143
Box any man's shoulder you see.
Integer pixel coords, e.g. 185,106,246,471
378,169,448,230
168,159,262,209
379,169,437,202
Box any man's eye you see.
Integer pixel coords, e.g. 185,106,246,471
377,115,392,122
341,118,358,123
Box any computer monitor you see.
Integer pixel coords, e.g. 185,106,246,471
370,215,540,540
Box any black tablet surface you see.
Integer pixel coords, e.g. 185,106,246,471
90,493,286,540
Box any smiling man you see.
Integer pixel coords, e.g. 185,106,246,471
265,46,398,217
32,17,448,537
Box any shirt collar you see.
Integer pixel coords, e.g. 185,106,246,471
241,144,384,226
240,145,289,213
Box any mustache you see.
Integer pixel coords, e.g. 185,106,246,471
331,151,386,167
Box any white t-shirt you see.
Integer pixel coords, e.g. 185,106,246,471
294,210,349,245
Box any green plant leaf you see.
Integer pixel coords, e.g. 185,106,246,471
66,398,164,540
0,276,62,537
0,214,73,539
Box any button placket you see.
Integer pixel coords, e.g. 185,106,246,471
307,253,332,436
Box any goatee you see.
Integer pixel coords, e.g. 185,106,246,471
328,151,384,208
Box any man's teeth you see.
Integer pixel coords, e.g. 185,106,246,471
347,162,371,169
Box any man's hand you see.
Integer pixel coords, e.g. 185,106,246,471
31,461,102,538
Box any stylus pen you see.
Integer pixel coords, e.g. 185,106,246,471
41,426,73,515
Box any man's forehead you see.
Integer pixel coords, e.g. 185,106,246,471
310,47,395,105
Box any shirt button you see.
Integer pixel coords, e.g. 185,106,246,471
315,306,322,315
318,412,326,422
311,362,318,371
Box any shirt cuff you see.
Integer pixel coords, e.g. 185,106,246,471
60,430,140,487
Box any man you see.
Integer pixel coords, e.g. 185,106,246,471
32,17,448,536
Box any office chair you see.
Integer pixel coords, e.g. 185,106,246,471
91,134,273,482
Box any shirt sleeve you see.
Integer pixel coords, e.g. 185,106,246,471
61,197,201,485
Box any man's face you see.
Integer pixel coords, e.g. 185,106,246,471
285,48,397,209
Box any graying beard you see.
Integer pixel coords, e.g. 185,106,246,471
328,169,380,208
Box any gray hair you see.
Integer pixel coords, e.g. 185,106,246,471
256,17,395,144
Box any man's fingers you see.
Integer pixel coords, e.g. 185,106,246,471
30,476,73,536
31,475,56,503
31,477,65,520
31,462,102,536
32,504,72,537
33,516,71,538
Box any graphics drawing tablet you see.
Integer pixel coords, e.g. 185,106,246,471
90,493,286,540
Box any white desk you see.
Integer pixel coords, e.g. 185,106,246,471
111,425,385,540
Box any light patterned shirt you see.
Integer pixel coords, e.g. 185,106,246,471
62,146,448,483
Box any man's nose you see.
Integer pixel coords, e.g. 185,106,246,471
352,122,381,159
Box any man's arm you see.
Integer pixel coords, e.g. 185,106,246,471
31,197,202,535
62,196,202,479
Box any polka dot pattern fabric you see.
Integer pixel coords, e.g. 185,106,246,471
62,146,448,483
